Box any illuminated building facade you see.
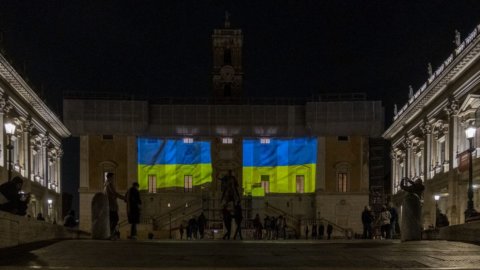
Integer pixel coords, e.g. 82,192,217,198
0,52,70,221
65,17,384,236
383,23,480,227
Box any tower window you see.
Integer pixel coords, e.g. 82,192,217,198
224,49,232,65
224,83,232,97
337,173,348,192
222,137,233,144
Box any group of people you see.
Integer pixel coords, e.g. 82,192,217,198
252,214,288,240
104,172,142,240
179,212,207,240
361,203,398,239
305,223,333,240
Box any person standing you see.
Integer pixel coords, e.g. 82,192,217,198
197,212,207,239
305,225,309,240
104,173,125,240
361,206,374,239
388,202,398,239
326,223,333,240
222,205,232,240
318,223,325,240
379,205,392,239
233,203,243,240
179,223,184,240
253,214,262,240
312,223,318,240
126,182,141,239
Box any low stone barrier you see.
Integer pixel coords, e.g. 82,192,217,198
0,211,87,248
438,222,480,242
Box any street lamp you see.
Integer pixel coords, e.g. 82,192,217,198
465,126,478,221
168,202,172,239
4,121,16,181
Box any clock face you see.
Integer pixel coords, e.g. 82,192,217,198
220,65,235,82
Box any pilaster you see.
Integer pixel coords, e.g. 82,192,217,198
421,119,432,180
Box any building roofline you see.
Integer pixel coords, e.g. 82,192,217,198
0,54,71,138
383,24,480,140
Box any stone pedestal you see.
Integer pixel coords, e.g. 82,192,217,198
91,192,110,239
401,193,422,241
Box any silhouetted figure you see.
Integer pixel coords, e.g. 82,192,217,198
219,170,240,205
361,206,374,239
319,223,325,240
63,210,77,228
36,212,45,221
104,173,125,240
253,214,263,240
264,215,271,240
305,225,309,240
379,205,391,239
179,223,184,240
312,223,318,240
197,212,206,239
0,176,30,216
126,182,142,239
326,224,333,240
436,208,450,228
189,217,198,239
222,205,232,240
388,203,398,238
233,203,243,240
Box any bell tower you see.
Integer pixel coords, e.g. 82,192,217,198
212,12,243,98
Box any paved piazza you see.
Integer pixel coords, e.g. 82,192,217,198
1,240,480,269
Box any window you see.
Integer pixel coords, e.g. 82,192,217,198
183,137,194,144
224,49,232,65
222,137,233,144
148,175,157,193
437,136,446,164
296,175,304,193
261,175,270,193
337,136,349,142
102,135,113,140
260,138,270,144
337,173,348,192
184,175,193,192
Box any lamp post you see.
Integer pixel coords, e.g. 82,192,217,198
168,202,172,239
465,126,478,221
434,195,440,228
4,121,16,181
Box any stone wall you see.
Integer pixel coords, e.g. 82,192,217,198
0,211,83,248
438,222,480,242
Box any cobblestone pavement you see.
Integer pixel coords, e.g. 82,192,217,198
1,239,480,269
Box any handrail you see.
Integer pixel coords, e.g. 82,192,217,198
150,198,202,223
264,202,299,225
154,205,203,230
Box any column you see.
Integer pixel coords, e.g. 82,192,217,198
421,119,432,180
403,136,412,178
446,98,459,169
390,150,397,194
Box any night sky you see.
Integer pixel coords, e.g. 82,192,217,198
1,1,480,211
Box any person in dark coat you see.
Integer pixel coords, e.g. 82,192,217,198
63,210,77,227
233,203,243,240
318,223,325,240
312,223,318,240
105,173,125,240
222,205,232,240
197,212,206,239
126,182,141,239
0,176,30,216
361,205,374,239
305,225,309,240
326,223,333,240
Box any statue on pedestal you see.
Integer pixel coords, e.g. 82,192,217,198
400,177,424,241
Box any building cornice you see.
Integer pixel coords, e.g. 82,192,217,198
0,54,70,138
383,24,480,140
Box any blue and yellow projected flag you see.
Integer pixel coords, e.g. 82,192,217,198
137,138,212,190
243,137,317,196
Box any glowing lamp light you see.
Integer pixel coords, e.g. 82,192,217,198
465,126,476,139
4,122,16,135
434,195,440,201
167,203,171,208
